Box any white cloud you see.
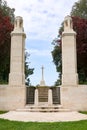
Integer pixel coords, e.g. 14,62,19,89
7,0,78,41
27,48,51,57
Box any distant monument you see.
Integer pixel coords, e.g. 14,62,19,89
40,65,46,86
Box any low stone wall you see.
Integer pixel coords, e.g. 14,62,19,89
0,85,26,110
61,85,87,111
0,85,87,111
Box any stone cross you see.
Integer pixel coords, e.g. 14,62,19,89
40,65,46,86
41,65,44,80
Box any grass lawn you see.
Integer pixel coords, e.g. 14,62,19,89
79,111,87,115
0,111,8,114
0,119,87,130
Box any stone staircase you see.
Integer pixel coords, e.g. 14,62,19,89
17,104,70,112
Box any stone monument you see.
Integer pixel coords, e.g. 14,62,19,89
9,16,26,86
40,65,46,86
0,16,26,110
62,15,78,86
0,15,87,111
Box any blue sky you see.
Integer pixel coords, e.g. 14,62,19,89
7,0,78,86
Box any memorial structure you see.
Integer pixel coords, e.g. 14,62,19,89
0,15,87,111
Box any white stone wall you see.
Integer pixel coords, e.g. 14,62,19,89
0,85,26,110
0,85,87,111
61,85,87,111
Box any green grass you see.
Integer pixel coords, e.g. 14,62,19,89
0,119,87,130
0,80,8,84
79,111,87,115
0,111,8,114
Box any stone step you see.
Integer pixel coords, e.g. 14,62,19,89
39,95,48,97
17,108,70,112
25,105,62,109
16,104,71,112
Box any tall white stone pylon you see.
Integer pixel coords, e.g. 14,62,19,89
9,16,26,86
62,16,78,86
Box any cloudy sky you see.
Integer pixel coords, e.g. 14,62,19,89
7,0,78,86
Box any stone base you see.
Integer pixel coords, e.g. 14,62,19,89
62,73,78,86
40,80,46,86
61,85,87,111
9,73,25,85
0,85,87,111
0,85,26,110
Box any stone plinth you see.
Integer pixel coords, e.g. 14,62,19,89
61,85,87,111
0,85,26,110
48,88,53,106
35,88,39,105
40,80,46,86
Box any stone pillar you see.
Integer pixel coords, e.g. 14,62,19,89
62,16,78,86
48,88,53,106
35,88,38,106
9,16,26,86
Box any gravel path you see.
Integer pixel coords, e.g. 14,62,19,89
0,111,87,122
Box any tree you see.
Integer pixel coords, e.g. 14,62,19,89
0,5,14,83
73,17,87,83
25,51,34,86
52,0,87,84
0,0,15,23
51,43,62,86
71,0,87,19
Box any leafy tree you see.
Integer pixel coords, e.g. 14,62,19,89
25,51,34,86
73,17,87,83
0,4,14,83
51,43,62,86
71,0,87,19
0,0,15,23
52,0,87,85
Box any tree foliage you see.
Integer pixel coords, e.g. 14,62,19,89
73,17,87,83
71,0,87,19
0,0,15,23
0,0,14,83
25,51,34,86
52,0,87,85
51,43,62,85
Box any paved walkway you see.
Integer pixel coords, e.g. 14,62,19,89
0,111,87,122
